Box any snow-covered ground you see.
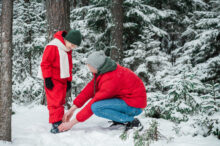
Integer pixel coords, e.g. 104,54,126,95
0,104,219,146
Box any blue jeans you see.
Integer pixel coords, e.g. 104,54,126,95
91,98,142,123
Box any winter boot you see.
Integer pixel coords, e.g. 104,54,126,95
108,121,126,127
124,118,143,132
50,121,62,134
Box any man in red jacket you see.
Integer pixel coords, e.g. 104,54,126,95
58,51,147,132
39,30,82,133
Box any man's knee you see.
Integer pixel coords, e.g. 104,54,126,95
91,102,102,115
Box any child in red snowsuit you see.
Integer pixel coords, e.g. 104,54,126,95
39,30,82,133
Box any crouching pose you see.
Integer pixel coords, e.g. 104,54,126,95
59,51,147,132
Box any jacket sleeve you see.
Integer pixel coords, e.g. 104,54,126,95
75,75,118,122
67,51,73,82
73,77,95,108
40,45,56,78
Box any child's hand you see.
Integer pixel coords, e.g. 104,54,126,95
45,78,54,90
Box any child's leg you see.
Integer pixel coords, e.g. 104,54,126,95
91,98,142,123
45,79,67,123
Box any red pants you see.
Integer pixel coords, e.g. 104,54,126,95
45,78,67,123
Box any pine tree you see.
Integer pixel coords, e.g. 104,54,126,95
144,0,220,138
133,120,167,146
13,0,46,103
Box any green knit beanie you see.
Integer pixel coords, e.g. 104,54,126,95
64,30,82,46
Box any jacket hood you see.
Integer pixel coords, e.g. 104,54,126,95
97,57,117,75
53,31,67,45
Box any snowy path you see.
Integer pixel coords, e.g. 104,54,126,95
0,104,219,146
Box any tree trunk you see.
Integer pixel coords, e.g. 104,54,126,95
0,0,13,142
24,0,32,76
0,0,2,95
45,0,70,41
45,0,71,109
73,0,77,8
110,0,123,63
81,0,89,18
81,0,89,6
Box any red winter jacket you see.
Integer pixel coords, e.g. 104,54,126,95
40,31,73,82
73,64,147,122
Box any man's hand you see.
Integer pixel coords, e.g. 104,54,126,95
62,104,78,122
62,109,74,122
58,118,79,132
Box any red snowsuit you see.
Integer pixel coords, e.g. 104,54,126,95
73,64,147,122
40,31,73,123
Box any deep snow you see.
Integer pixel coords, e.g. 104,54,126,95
0,104,219,146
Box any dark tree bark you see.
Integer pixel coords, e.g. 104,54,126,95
0,0,2,95
0,0,2,90
81,0,89,18
81,0,89,6
0,0,13,142
110,0,123,63
45,0,71,108
45,0,70,41
24,0,32,76
73,0,77,8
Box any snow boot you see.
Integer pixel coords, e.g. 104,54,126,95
50,121,62,134
108,121,126,127
124,118,143,132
